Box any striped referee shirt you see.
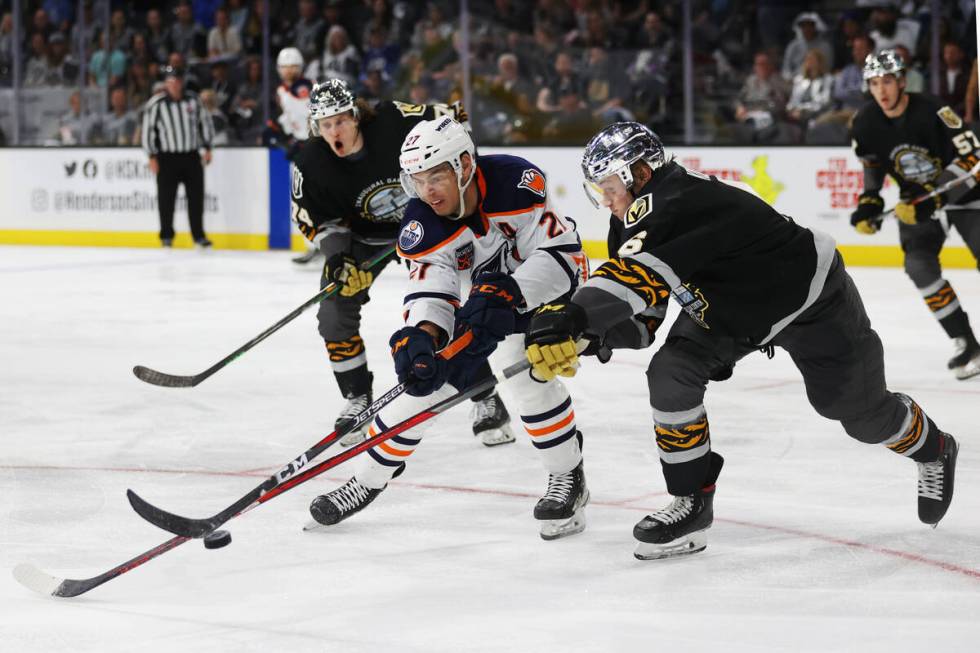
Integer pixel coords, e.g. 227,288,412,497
141,90,214,155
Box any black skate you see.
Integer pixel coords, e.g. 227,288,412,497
336,390,373,447
633,486,715,560
471,392,515,447
917,433,959,527
307,478,384,529
948,337,980,380
292,248,323,265
534,460,588,540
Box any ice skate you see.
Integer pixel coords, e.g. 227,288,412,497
948,337,980,380
471,392,515,447
308,477,384,529
917,433,959,527
336,389,372,447
633,486,715,560
534,460,588,540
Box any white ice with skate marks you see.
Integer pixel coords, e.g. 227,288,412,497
1,246,979,652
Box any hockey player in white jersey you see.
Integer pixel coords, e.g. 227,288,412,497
308,117,592,540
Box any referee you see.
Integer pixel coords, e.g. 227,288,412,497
142,66,215,248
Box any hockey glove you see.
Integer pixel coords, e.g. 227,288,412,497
895,183,945,225
456,272,525,356
390,326,448,397
325,253,373,297
849,192,884,235
525,302,588,382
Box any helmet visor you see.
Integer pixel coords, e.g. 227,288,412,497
582,172,630,211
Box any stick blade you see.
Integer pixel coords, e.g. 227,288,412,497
132,365,200,388
126,489,213,538
13,563,67,597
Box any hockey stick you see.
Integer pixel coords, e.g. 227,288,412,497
132,244,396,388
13,344,522,598
880,160,980,220
126,330,475,538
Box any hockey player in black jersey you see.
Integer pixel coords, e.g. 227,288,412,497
290,79,513,447
524,122,959,560
850,50,980,379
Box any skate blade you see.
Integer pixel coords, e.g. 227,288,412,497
480,425,516,447
539,507,587,541
303,520,329,532
634,531,707,560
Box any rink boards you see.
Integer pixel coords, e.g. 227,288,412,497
0,145,975,268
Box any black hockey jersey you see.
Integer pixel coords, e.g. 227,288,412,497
290,100,468,245
575,161,837,344
851,94,980,208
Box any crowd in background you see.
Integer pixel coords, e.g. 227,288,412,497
0,0,976,146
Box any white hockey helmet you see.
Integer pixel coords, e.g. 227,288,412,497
399,117,476,220
580,121,666,209
276,47,304,69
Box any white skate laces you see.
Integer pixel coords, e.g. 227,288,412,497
338,393,371,420
542,470,575,504
471,395,499,423
916,460,944,502
330,479,372,514
648,495,694,525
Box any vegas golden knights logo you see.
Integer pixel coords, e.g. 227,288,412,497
937,106,963,130
392,101,426,117
624,193,652,227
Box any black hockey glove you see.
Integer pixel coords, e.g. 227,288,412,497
390,326,447,397
456,272,525,356
895,183,945,225
524,302,589,381
849,192,884,234
325,252,373,297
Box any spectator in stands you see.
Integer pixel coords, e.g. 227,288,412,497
362,25,400,78
358,59,391,102
170,1,207,58
200,88,229,144
167,51,200,92
93,86,138,145
939,41,969,116
23,33,49,88
43,1,74,28
893,44,924,93
868,2,918,53
0,12,13,86
525,23,560,86
28,8,53,41
830,10,863,73
567,9,621,50
145,8,170,64
583,46,633,124
208,6,242,58
541,81,596,144
228,0,249,33
127,61,153,109
782,13,833,80
965,59,978,124
89,30,126,88
533,0,576,35
786,49,834,142
411,2,453,50
408,79,431,105
231,56,264,143
70,2,97,59
306,24,360,84
733,51,791,144
809,31,874,142
39,32,78,86
55,90,94,145
209,60,236,116
128,32,152,69
109,9,134,54
633,11,675,56
536,50,583,114
291,0,326,64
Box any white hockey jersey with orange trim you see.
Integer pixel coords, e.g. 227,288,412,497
396,154,588,337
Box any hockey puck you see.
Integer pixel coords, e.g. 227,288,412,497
203,530,232,549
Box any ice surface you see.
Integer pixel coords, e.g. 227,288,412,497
1,246,978,652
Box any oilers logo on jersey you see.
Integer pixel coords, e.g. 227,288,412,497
399,220,425,250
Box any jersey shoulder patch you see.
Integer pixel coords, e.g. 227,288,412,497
517,168,546,197
937,105,963,129
397,199,467,258
391,100,427,117
624,193,653,227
